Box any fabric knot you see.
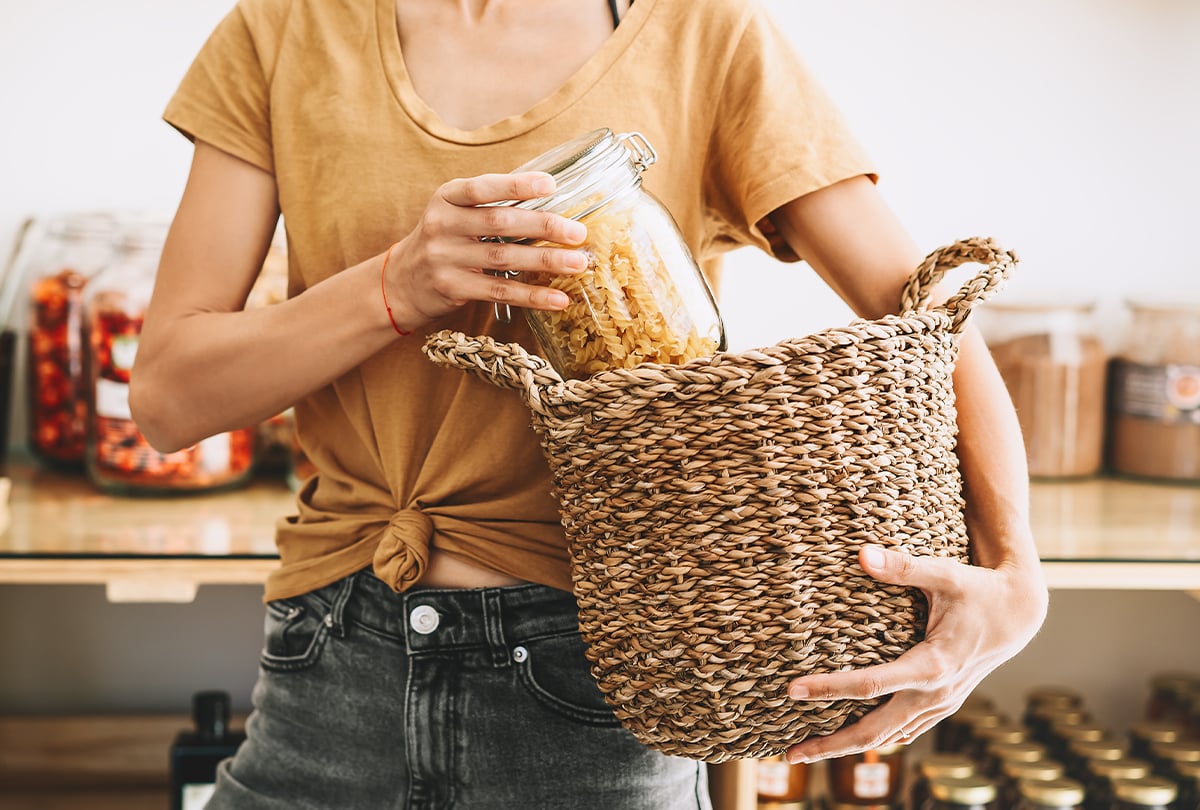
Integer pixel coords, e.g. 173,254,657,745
372,508,434,593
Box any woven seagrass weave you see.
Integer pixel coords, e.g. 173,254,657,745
423,237,1016,762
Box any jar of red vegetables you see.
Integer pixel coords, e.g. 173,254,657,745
84,222,256,494
26,211,116,467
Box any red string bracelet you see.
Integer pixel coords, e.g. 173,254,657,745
380,242,412,337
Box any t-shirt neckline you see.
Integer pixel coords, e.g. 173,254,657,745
374,0,655,145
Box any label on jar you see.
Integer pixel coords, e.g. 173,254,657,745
1110,360,1200,424
756,760,792,797
198,433,232,475
852,762,891,799
182,782,216,810
94,378,132,420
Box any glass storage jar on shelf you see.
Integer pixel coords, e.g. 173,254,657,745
83,221,256,494
488,128,725,380
826,743,908,809
755,754,811,809
25,211,117,468
1107,300,1200,482
979,301,1108,478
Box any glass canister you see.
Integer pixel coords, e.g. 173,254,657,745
980,301,1108,478
490,128,725,379
826,743,907,809
84,221,256,494
755,754,811,809
1107,300,1200,482
25,211,116,467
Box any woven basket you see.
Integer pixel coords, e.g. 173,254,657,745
423,237,1016,762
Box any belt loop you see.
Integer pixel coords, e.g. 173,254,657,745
325,571,357,639
481,589,509,668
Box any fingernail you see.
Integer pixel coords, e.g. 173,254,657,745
787,751,809,765
564,222,587,243
548,291,570,308
788,683,809,700
531,173,555,195
862,545,886,569
564,250,588,270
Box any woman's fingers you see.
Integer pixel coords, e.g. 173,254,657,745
438,171,556,207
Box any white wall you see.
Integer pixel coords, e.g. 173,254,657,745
1,0,1197,729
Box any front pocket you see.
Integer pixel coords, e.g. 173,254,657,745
259,598,330,673
514,630,622,727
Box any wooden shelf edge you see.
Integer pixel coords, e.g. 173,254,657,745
0,558,276,602
1042,560,1200,591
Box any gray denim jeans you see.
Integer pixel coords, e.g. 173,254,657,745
206,569,711,810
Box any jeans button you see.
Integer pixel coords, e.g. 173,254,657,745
409,604,440,635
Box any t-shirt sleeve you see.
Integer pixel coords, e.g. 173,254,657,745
702,2,878,260
163,3,274,174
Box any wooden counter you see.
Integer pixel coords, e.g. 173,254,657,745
0,459,1197,601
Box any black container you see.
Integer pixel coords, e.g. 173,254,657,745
169,690,245,810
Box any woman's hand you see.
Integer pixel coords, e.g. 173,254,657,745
784,542,1048,763
381,171,589,333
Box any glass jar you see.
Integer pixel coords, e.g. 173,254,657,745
1088,758,1154,810
1145,672,1199,726
1150,741,1200,782
980,301,1108,478
974,723,1030,763
1173,761,1200,810
491,128,724,379
1050,724,1109,770
1014,777,1085,810
1128,723,1184,765
25,211,116,467
1025,689,1086,739
1107,300,1200,482
826,743,907,809
84,222,256,493
926,774,998,810
991,742,1053,779
936,694,997,753
910,754,976,810
1110,776,1178,810
1001,760,1066,810
1069,740,1128,784
755,755,810,809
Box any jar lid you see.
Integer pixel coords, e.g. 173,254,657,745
918,753,976,780
993,742,1049,764
1003,760,1064,782
1056,723,1107,743
1090,758,1152,781
979,723,1028,744
1025,686,1083,708
1072,739,1127,761
929,775,997,805
1130,722,1184,744
1149,671,1200,694
1018,778,1086,807
1034,706,1088,725
1111,776,1178,806
1152,740,1200,763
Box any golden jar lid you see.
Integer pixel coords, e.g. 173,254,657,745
1004,760,1065,782
1018,777,1086,807
1151,740,1200,764
993,742,1049,764
1176,760,1200,780
958,707,1008,730
1072,739,1127,761
1112,776,1178,807
918,753,976,780
979,723,1029,745
929,775,997,806
1035,706,1088,726
1129,722,1184,744
1056,723,1107,743
1026,686,1083,708
1090,758,1152,781
1149,672,1200,694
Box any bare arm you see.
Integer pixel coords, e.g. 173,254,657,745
767,175,1048,760
131,140,588,451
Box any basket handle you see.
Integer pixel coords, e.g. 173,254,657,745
898,237,1017,334
422,330,564,411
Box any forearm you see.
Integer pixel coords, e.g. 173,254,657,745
131,254,396,451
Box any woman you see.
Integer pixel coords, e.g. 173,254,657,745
131,0,1047,806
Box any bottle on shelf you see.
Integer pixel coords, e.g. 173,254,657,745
1109,775,1178,810
825,743,907,809
1068,739,1127,785
755,754,811,809
910,754,976,810
1014,778,1086,810
1086,759,1154,810
924,774,998,810
1127,723,1185,765
169,690,246,810
1000,760,1067,810
1144,673,1200,726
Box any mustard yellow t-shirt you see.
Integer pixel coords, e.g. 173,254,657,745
164,0,876,601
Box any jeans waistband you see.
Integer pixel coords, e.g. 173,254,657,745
319,569,582,661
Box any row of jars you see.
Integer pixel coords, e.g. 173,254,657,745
978,301,1200,483
16,210,297,494
757,674,1200,810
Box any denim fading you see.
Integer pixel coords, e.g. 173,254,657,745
206,569,711,810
